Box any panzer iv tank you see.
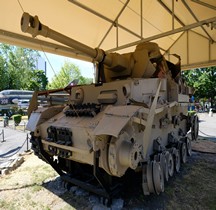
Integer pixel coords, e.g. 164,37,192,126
21,12,199,200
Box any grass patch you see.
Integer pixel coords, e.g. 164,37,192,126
31,184,43,193
165,156,216,210
0,199,16,210
31,168,57,184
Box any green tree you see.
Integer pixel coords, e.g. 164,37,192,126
26,70,48,91
0,56,9,90
48,61,93,89
0,43,48,91
182,67,216,106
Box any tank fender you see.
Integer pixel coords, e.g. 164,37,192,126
94,105,141,137
26,106,64,131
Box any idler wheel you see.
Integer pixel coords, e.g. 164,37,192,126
153,161,164,195
186,138,192,156
174,149,181,172
147,161,155,194
180,142,187,163
166,152,174,177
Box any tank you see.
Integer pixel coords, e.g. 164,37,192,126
21,12,199,201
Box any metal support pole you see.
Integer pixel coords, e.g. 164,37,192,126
25,133,29,152
140,0,143,38
24,121,26,132
0,129,5,142
172,0,175,30
2,129,4,142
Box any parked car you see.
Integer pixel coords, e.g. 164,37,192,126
18,100,29,109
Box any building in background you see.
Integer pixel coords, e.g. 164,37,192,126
35,56,47,75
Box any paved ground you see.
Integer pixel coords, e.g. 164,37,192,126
0,120,30,169
197,112,216,141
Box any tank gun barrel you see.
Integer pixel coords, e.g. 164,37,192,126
21,12,113,66
20,12,165,82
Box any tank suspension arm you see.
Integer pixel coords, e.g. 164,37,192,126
21,12,118,67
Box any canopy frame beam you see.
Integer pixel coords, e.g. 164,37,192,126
157,0,185,26
107,16,216,52
97,0,130,48
182,0,214,43
68,0,142,44
0,29,90,61
191,0,216,11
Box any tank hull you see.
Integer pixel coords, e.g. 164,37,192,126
27,77,194,198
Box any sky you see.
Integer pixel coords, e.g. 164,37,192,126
39,52,95,82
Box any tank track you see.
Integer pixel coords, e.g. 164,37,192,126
30,132,46,161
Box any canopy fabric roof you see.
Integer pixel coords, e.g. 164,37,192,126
0,0,216,70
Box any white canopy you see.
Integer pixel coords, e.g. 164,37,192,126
0,0,216,70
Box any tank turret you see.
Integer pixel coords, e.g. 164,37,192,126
21,12,198,203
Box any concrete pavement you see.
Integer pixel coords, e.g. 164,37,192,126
0,121,30,171
197,112,216,141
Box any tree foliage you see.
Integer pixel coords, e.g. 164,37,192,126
48,61,93,89
25,70,48,91
0,43,48,91
182,67,216,106
0,56,8,90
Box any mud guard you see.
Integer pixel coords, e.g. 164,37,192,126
26,106,64,131
94,105,141,137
